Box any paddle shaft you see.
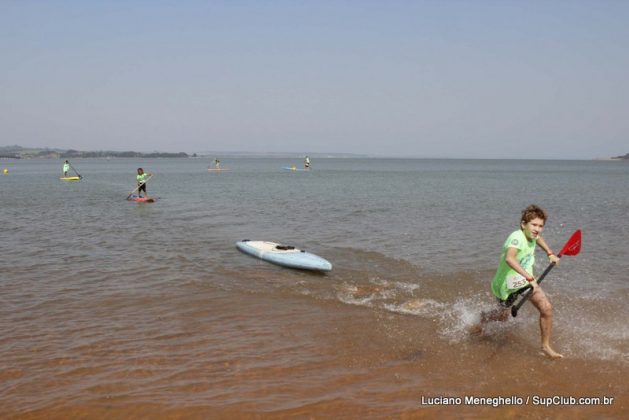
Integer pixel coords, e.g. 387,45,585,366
126,174,153,199
511,257,560,317
69,163,81,178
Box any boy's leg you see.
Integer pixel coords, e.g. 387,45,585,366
481,307,509,323
470,305,509,335
529,288,563,359
471,292,519,335
480,292,518,324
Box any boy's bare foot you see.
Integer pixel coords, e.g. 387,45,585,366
542,345,564,359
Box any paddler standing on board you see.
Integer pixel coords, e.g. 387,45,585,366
477,204,563,359
63,160,70,177
304,155,311,170
136,168,152,198
214,159,221,169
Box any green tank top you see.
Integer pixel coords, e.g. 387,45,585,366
491,229,536,300
137,173,148,183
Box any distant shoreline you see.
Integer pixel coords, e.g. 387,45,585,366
1,145,628,160
0,146,189,159
0,146,367,160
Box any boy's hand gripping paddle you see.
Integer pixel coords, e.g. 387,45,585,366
511,229,582,318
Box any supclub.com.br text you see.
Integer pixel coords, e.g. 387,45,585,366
420,395,615,407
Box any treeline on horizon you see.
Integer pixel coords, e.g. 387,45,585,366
62,150,189,158
0,145,189,159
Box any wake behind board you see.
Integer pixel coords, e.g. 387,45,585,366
60,176,81,181
236,240,332,272
128,195,155,203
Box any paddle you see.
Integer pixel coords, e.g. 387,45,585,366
126,174,153,200
69,163,82,179
511,229,582,317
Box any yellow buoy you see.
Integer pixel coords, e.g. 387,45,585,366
2,168,8,175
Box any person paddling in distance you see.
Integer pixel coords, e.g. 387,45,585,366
136,168,152,198
304,155,311,170
63,160,70,177
477,204,563,359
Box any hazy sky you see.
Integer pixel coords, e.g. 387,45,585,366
1,1,627,158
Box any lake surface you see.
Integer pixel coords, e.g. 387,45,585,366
1,157,627,417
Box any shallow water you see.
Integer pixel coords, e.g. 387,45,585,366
1,158,627,417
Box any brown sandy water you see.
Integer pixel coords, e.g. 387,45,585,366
1,266,626,418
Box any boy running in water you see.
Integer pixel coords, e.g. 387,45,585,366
479,204,563,359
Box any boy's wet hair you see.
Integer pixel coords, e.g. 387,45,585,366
521,204,547,224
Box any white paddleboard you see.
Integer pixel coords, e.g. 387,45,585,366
236,240,332,272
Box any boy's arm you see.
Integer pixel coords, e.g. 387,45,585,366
504,247,535,281
504,247,540,292
537,236,560,264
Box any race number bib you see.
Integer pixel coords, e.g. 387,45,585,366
506,274,528,290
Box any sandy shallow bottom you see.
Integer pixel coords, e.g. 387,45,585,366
2,286,626,418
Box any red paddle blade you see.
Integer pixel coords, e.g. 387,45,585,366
559,229,582,257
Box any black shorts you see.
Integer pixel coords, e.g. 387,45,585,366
497,294,517,308
138,183,147,193
496,288,528,308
